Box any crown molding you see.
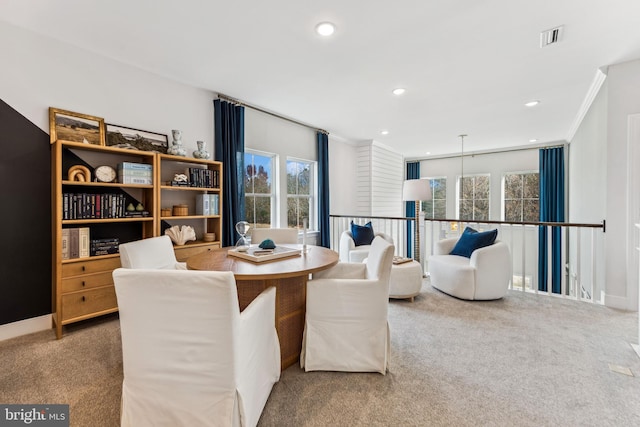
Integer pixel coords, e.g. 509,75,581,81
565,67,608,142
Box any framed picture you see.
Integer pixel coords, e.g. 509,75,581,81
105,123,169,154
49,108,105,145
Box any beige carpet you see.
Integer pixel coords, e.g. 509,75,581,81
1,281,639,426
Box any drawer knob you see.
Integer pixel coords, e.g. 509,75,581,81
82,281,86,287
81,266,86,272
81,296,86,302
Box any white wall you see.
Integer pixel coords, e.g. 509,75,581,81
328,136,358,216
604,59,640,310
0,22,215,156
419,148,539,221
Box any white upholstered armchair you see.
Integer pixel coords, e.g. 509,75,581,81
339,230,394,263
429,236,512,300
113,268,281,427
300,236,395,374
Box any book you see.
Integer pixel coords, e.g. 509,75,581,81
79,227,90,258
195,194,210,215
209,194,220,215
227,245,301,263
61,229,70,260
69,228,80,259
392,256,413,265
118,176,153,185
118,162,152,171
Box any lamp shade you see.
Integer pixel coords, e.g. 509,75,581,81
402,179,432,201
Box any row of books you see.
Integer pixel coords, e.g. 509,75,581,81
195,194,221,215
118,162,153,185
61,228,120,259
186,168,220,189
62,193,129,220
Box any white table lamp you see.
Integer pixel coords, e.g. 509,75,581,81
402,179,432,262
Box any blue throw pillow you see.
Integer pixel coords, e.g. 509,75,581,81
351,221,375,246
450,227,498,258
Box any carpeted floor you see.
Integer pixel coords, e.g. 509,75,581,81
1,280,639,426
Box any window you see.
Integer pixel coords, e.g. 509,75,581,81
458,174,490,221
244,151,275,228
287,158,315,229
503,172,539,222
422,177,447,219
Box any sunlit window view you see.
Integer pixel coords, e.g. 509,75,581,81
422,177,447,219
458,175,490,221
287,159,314,229
503,172,539,222
244,151,274,228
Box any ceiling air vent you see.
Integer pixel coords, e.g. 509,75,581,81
540,26,563,48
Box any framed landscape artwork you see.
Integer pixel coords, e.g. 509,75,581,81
105,123,169,153
49,108,105,145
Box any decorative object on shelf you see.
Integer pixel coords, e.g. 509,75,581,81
68,165,91,182
95,165,117,183
193,140,211,159
171,173,189,186
235,221,251,252
135,203,144,211
49,107,105,146
203,232,216,242
164,225,196,246
172,204,188,216
126,203,136,212
259,239,276,249
161,208,172,217
105,123,168,153
167,129,187,156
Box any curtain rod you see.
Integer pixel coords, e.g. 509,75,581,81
405,142,567,162
217,93,329,135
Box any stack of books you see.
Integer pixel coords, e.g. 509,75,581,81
195,194,220,215
118,162,153,185
61,227,90,260
90,238,120,256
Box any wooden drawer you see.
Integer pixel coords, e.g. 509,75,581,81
61,286,117,322
61,257,121,277
61,271,114,293
174,243,220,262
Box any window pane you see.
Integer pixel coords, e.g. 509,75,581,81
524,173,539,199
523,199,539,222
504,174,522,199
287,160,311,196
245,195,271,228
474,199,489,221
432,178,446,199
460,177,474,200
434,200,447,218
244,153,272,194
460,200,473,220
474,176,490,199
505,200,522,222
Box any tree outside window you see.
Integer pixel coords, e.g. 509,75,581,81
287,159,314,229
422,177,447,219
244,151,275,228
458,175,490,221
503,172,539,222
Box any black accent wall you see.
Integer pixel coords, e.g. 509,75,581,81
0,100,52,325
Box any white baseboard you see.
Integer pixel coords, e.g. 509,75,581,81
603,293,635,310
0,314,52,342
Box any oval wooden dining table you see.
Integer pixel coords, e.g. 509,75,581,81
186,244,339,370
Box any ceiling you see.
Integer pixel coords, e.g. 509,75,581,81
3,0,640,158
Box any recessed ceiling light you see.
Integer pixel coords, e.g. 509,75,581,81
525,100,540,107
381,130,389,135
316,22,335,36
392,88,406,96
529,139,538,143
425,152,431,155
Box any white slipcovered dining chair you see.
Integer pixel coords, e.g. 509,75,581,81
339,230,394,263
250,228,299,245
113,268,281,427
118,235,187,269
300,236,395,374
